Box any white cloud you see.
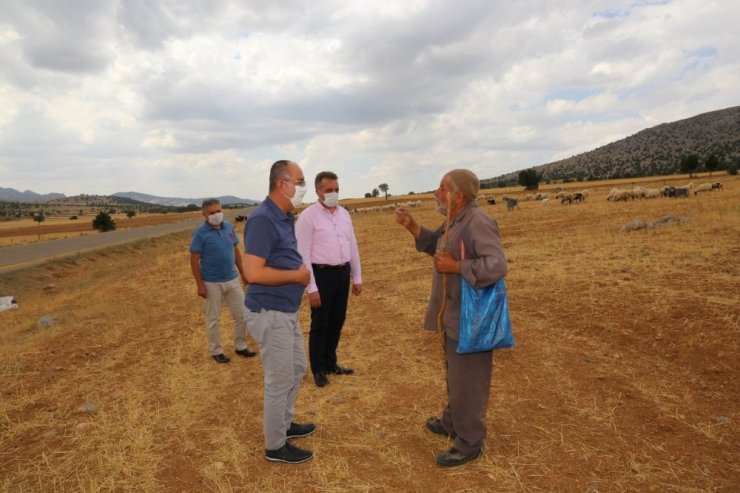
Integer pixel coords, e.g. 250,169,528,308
0,0,738,199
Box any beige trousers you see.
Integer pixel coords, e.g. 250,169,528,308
203,277,248,355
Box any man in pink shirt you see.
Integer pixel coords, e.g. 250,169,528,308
295,171,363,387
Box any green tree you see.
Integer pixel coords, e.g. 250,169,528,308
518,168,540,190
704,154,719,176
364,192,372,198
680,154,699,178
33,211,45,240
125,209,137,219
378,183,389,199
92,211,116,232
372,188,379,197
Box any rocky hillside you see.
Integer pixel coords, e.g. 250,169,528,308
483,106,740,187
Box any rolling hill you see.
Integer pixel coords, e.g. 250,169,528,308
483,106,740,187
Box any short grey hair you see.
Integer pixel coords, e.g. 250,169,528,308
201,198,221,210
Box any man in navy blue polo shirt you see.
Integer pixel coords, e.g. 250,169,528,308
190,198,257,363
244,160,316,464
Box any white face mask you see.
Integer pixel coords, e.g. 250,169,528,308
322,192,339,208
285,184,307,208
207,212,224,226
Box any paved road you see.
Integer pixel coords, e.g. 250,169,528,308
0,209,254,274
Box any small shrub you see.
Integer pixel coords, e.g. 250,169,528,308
92,211,116,232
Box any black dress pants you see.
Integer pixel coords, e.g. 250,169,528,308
309,263,351,374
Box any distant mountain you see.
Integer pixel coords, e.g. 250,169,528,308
0,188,259,206
483,106,740,187
0,187,66,202
112,192,259,207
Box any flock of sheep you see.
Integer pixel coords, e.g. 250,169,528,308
485,180,725,212
607,182,723,201
278,180,727,217
348,200,423,214
499,190,591,210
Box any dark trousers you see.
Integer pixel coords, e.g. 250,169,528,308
441,335,493,454
309,263,351,374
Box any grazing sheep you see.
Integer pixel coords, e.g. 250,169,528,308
694,183,714,195
664,184,693,198
673,187,690,198
503,195,520,212
712,182,723,190
608,189,631,202
486,197,496,205
561,192,584,204
541,198,550,206
644,188,661,199
631,187,647,200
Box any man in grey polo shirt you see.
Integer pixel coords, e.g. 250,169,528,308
190,198,257,363
243,160,316,464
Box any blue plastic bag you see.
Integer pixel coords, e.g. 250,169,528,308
458,278,515,353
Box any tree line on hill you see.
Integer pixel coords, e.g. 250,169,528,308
511,152,737,190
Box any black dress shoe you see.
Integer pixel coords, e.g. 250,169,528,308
425,417,457,438
235,347,257,358
286,422,316,438
436,447,482,467
212,353,231,363
329,365,354,375
313,371,329,387
265,442,313,464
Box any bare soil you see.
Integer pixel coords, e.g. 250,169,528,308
0,176,737,492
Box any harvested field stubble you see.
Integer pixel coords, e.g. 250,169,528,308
0,176,738,492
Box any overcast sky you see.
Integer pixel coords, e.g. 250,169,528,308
0,1,737,201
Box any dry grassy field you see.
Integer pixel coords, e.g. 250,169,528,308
0,212,204,247
1,174,738,492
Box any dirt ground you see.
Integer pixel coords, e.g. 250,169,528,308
0,175,738,492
